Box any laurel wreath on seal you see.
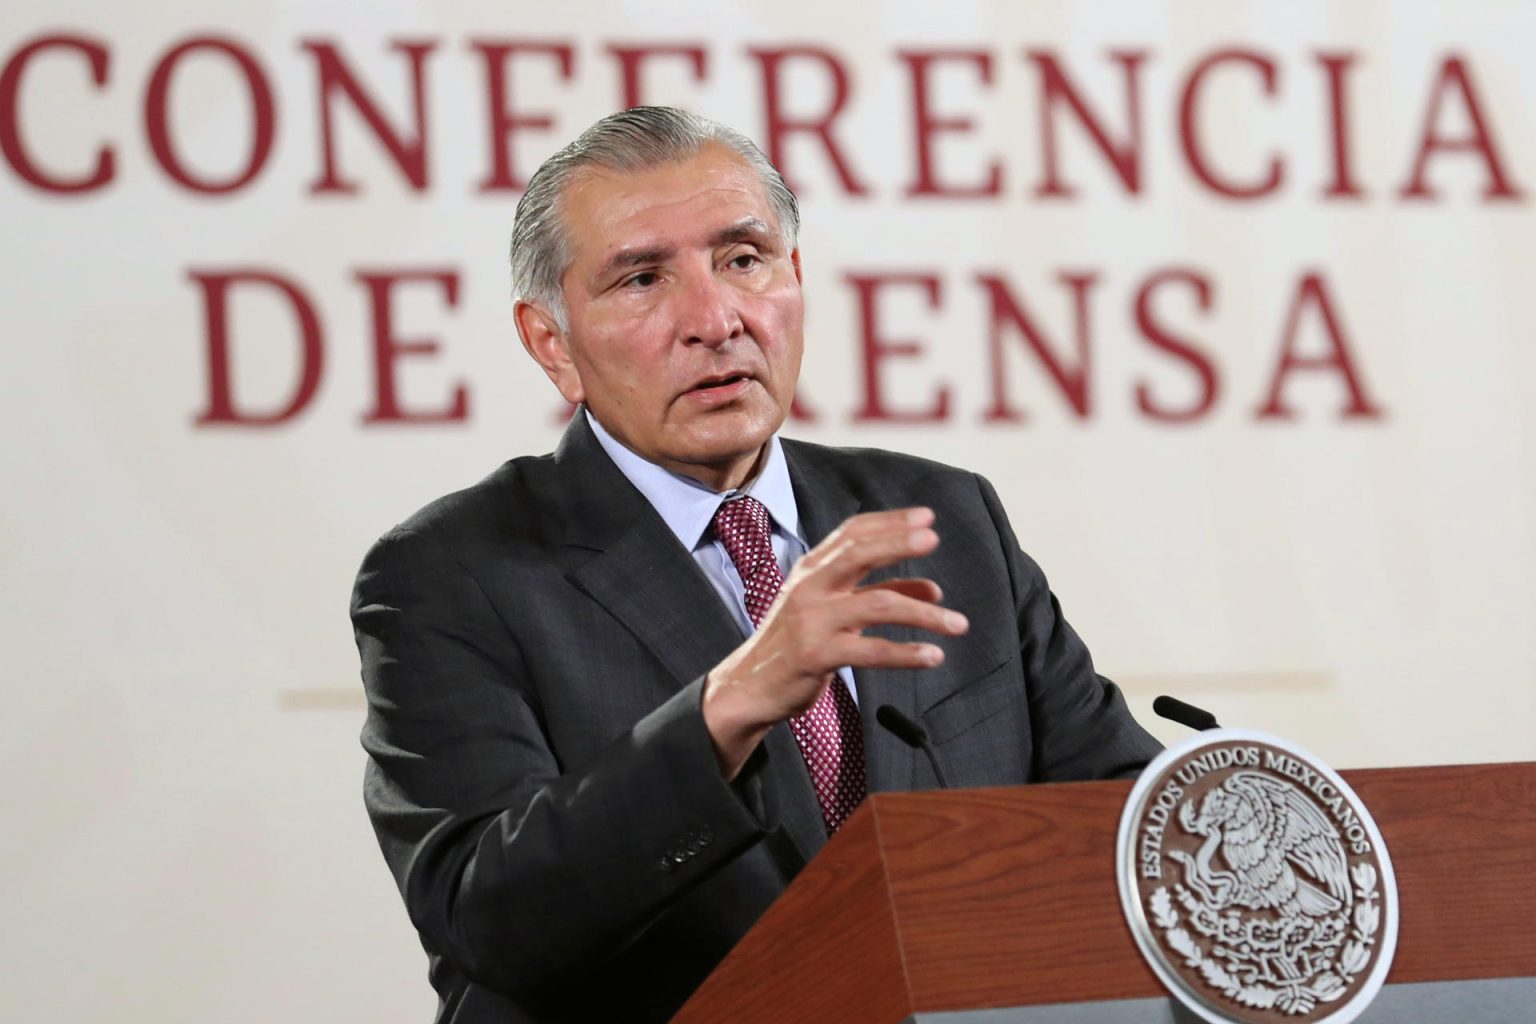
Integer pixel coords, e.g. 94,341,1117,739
1149,863,1381,1015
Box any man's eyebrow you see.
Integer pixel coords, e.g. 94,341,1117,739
709,218,777,248
595,245,673,282
593,219,778,283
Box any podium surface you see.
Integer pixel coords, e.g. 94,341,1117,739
673,762,1536,1023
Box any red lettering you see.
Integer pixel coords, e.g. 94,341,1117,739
0,34,114,193
846,272,949,422
1180,49,1284,199
303,39,435,194
899,49,1000,198
978,272,1096,421
1028,50,1146,197
748,46,867,197
472,40,574,193
1401,55,1525,201
1316,52,1364,199
191,269,323,426
1257,272,1383,420
608,43,707,110
145,37,275,195
1134,269,1219,422
357,269,468,424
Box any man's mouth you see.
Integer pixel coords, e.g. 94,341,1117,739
681,373,755,404
689,373,750,392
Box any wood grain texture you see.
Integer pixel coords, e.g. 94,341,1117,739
670,807,914,1024
672,762,1536,1022
873,780,1159,1010
1345,763,1536,983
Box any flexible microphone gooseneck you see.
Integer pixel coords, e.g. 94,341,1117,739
875,704,951,789
1152,695,1221,732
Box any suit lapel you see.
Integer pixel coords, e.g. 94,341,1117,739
567,527,745,691
555,415,744,693
555,418,830,870
783,442,920,796
552,425,931,872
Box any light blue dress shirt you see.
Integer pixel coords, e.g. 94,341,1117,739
586,411,859,704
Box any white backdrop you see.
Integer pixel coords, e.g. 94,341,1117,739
3,2,1534,1020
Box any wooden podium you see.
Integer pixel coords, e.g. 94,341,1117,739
673,762,1536,1023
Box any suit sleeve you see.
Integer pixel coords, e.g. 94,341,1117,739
352,526,772,999
972,474,1163,780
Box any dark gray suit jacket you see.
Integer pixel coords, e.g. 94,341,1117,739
352,414,1161,1024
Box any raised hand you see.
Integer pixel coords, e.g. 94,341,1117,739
702,506,968,777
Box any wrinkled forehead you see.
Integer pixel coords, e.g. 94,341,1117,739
556,144,782,265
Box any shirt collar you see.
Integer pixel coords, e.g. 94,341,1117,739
586,409,803,550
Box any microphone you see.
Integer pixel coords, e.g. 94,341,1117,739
1153,695,1221,732
876,704,951,789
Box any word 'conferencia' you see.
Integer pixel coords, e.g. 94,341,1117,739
5,34,1525,430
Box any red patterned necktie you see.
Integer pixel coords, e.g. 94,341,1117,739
712,495,867,833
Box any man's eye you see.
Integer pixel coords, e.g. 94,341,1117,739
729,253,761,270
623,271,659,289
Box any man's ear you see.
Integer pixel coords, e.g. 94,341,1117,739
515,300,585,405
790,247,802,284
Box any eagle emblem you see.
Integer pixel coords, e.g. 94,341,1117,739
1170,771,1350,920
1117,732,1398,1023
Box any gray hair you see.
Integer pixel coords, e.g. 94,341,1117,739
510,106,800,330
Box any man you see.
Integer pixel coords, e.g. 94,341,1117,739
353,106,1161,1024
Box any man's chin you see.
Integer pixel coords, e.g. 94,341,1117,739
674,436,769,469
663,420,781,488
675,394,783,435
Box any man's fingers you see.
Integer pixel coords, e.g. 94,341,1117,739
827,634,947,670
833,587,969,637
834,506,935,536
860,577,943,604
804,515,941,589
799,507,933,565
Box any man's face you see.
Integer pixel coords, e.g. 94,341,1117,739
518,143,804,491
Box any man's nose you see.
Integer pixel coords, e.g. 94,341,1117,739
675,270,744,347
